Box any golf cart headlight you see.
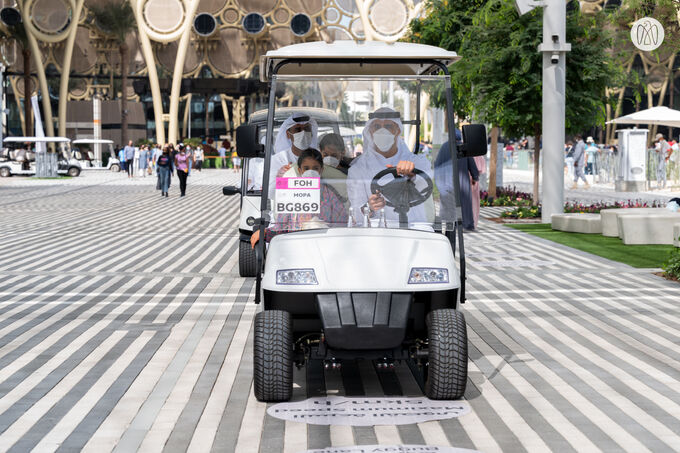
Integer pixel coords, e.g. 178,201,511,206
276,269,318,285
408,268,449,284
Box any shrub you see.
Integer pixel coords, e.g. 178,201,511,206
564,199,664,214
480,186,533,207
662,245,680,281
501,206,541,219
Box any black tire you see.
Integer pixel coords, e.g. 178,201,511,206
425,309,468,400
67,167,80,177
0,167,10,178
239,240,257,277
110,164,120,172
254,310,293,402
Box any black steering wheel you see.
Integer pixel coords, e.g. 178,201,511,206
370,167,433,225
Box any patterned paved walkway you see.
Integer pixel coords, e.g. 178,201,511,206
0,170,678,452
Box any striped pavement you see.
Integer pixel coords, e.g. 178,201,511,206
0,169,679,452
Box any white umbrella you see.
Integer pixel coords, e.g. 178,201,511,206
607,106,680,128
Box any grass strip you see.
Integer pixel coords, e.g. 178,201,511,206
506,223,675,268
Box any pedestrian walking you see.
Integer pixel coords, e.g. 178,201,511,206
654,133,671,189
185,144,194,175
138,145,149,177
471,154,486,229
157,145,173,197
564,141,574,179
175,146,190,197
194,146,204,172
124,140,135,178
218,142,227,169
118,147,127,173
231,149,241,172
571,134,589,189
585,137,597,175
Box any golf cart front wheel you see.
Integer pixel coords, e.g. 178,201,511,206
425,309,468,400
254,310,293,402
110,164,120,172
67,167,80,177
0,167,10,177
239,240,257,277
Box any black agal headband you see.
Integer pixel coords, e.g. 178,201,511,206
293,115,310,122
368,111,401,120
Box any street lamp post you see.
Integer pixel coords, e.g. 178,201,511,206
516,0,571,223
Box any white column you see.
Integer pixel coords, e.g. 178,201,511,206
540,0,570,223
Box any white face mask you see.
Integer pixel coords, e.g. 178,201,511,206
292,130,312,150
301,169,320,178
372,128,397,152
323,156,340,168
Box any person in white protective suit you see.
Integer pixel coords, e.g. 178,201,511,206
347,107,432,227
268,112,319,198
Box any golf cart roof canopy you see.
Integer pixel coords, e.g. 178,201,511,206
4,136,71,143
260,41,460,82
72,139,114,145
249,107,339,125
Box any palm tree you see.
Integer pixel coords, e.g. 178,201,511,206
90,1,136,144
1,23,31,136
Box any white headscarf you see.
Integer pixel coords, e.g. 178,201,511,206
273,113,319,162
356,106,413,170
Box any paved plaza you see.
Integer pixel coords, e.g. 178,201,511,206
0,169,679,452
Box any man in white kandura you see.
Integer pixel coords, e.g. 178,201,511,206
267,113,319,196
347,107,432,227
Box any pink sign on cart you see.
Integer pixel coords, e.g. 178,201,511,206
275,177,321,214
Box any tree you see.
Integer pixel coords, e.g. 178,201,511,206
90,1,136,145
1,23,32,136
408,0,625,204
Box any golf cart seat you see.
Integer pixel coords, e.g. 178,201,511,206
12,149,27,162
0,148,8,160
26,151,35,162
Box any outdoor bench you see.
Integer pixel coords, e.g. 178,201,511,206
551,213,602,234
600,208,669,237
617,213,680,245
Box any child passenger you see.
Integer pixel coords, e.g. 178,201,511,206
250,148,348,248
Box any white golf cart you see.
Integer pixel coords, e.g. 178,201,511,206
71,139,121,172
235,41,487,402
223,107,344,277
0,136,81,177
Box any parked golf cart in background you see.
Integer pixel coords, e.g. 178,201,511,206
235,41,487,402
71,139,120,172
223,107,343,278
0,137,81,177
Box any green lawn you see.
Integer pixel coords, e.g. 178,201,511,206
506,223,675,268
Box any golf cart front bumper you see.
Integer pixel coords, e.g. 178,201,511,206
316,292,411,350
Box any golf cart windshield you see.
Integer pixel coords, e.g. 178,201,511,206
263,75,458,236
245,108,343,194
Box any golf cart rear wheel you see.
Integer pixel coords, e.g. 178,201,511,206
110,164,120,172
425,309,468,400
254,310,293,402
0,167,10,177
239,240,257,277
67,167,80,177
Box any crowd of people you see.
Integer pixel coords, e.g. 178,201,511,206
564,133,678,190
115,138,235,197
503,131,678,190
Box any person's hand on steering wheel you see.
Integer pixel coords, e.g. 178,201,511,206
368,191,386,212
387,161,415,177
